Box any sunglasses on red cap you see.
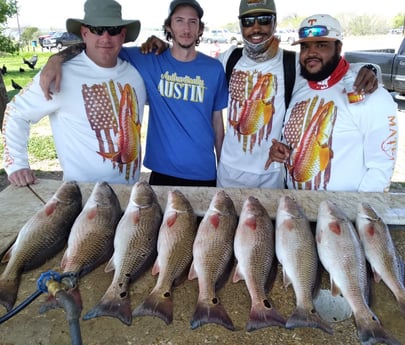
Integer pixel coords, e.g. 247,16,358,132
298,25,329,39
86,25,125,36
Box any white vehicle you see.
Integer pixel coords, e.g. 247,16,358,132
202,29,242,45
275,29,298,44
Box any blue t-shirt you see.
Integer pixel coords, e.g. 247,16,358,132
120,47,228,180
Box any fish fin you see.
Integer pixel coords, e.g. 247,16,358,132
282,269,292,289
245,215,257,230
210,214,220,228
151,259,160,276
39,286,83,315
166,212,177,227
83,293,132,326
86,207,98,221
190,299,235,331
132,290,173,325
188,262,197,280
355,313,401,345
1,245,14,263
265,257,279,293
173,267,190,287
215,256,235,291
44,200,58,217
286,306,333,335
330,280,341,297
132,209,140,224
60,251,68,271
104,257,115,273
312,262,324,299
0,276,19,312
39,294,60,314
329,221,341,235
247,299,286,332
372,268,382,283
232,264,244,283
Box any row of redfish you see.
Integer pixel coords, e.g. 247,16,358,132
0,181,404,345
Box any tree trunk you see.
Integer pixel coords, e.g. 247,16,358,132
0,72,8,131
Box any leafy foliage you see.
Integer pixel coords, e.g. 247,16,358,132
0,0,17,23
0,0,19,53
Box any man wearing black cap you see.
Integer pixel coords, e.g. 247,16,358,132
3,0,147,186
40,0,228,187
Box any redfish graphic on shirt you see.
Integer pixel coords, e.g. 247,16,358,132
284,96,337,190
82,81,141,181
228,71,276,153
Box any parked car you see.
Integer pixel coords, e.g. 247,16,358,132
202,29,242,45
42,32,82,50
275,29,298,44
344,37,405,96
38,32,56,48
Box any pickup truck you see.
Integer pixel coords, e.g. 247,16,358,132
344,37,405,96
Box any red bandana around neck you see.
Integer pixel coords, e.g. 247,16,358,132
308,57,350,90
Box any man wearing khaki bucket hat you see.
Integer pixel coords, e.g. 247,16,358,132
2,0,147,186
41,0,229,187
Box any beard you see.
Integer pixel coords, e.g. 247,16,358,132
300,50,341,82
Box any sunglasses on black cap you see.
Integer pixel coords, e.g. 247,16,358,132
85,25,125,36
240,14,275,28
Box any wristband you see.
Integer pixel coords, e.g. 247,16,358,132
364,64,377,75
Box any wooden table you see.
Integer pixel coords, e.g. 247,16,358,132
1,179,405,345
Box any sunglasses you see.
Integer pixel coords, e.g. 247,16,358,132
298,25,329,39
85,25,125,36
240,15,275,28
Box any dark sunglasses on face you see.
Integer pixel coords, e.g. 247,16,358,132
85,25,125,36
240,15,275,28
298,25,329,39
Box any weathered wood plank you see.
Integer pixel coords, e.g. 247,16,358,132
2,179,404,257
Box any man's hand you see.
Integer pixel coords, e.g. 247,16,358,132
39,55,64,101
353,66,378,94
8,168,37,187
264,139,291,170
140,35,169,55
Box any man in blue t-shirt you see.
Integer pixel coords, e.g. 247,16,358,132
39,0,228,187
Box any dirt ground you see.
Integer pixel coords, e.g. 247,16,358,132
1,206,405,345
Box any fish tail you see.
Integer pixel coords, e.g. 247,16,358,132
190,299,235,331
132,290,173,325
39,286,83,314
0,277,19,312
356,315,401,345
285,306,333,335
247,299,286,332
83,294,132,326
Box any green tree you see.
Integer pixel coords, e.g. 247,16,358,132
0,0,17,22
392,12,405,30
346,14,389,35
0,0,19,53
20,26,39,46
